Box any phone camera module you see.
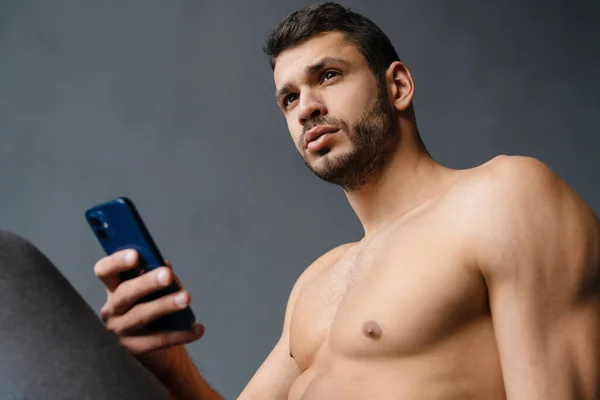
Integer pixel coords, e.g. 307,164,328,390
89,216,102,226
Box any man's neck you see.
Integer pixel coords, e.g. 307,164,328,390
344,138,458,238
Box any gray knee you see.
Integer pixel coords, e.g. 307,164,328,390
0,229,43,259
0,229,35,248
0,229,55,280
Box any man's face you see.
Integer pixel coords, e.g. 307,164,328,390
273,31,398,191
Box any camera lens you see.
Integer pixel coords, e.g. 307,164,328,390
89,216,101,226
97,229,108,239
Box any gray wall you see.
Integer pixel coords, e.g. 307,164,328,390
1,0,598,397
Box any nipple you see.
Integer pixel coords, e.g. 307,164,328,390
362,320,382,339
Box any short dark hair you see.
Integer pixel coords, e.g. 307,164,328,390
263,2,401,84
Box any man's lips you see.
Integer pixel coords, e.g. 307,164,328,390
305,125,339,149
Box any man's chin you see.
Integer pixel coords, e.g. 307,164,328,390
309,159,354,184
305,152,335,172
306,145,347,164
301,146,356,177
311,167,356,187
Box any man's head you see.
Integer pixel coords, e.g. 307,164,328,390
264,2,422,191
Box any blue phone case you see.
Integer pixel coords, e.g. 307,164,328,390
85,197,195,331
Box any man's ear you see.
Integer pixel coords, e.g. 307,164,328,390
385,61,415,112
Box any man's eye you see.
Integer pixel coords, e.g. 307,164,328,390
321,70,339,82
284,94,297,107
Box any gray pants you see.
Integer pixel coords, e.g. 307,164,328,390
0,230,171,399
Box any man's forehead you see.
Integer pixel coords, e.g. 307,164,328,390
273,32,358,84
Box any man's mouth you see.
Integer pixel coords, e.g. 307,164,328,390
305,125,339,149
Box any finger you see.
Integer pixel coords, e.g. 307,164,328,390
163,260,182,287
106,289,192,335
119,324,205,355
94,249,139,292
101,267,175,320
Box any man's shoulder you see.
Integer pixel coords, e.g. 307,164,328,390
436,154,577,252
448,154,563,217
481,154,560,192
449,155,599,270
475,154,599,234
299,242,357,282
285,242,357,308
460,154,555,191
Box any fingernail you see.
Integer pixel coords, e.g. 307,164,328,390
193,324,204,336
174,292,188,307
124,250,136,264
157,269,170,285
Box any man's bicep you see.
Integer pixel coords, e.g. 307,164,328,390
489,281,566,399
238,336,300,400
489,279,600,400
237,273,304,400
237,273,303,400
238,243,353,399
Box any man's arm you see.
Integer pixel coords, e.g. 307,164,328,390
470,156,600,399
160,243,350,400
238,243,352,399
163,347,224,400
166,274,304,400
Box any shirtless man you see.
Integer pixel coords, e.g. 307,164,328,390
94,3,600,399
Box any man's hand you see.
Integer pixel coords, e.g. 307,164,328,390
94,249,204,379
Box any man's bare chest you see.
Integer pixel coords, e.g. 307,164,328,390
288,228,489,371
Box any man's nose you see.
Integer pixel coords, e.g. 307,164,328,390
297,93,327,126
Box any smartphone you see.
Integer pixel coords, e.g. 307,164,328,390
85,196,196,331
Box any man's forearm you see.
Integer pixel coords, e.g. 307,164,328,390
162,353,223,400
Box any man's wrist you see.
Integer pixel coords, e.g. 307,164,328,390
162,351,222,400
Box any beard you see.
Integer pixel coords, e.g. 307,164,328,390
297,85,398,192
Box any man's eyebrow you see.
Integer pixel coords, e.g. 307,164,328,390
275,82,294,104
275,57,350,103
305,57,349,76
